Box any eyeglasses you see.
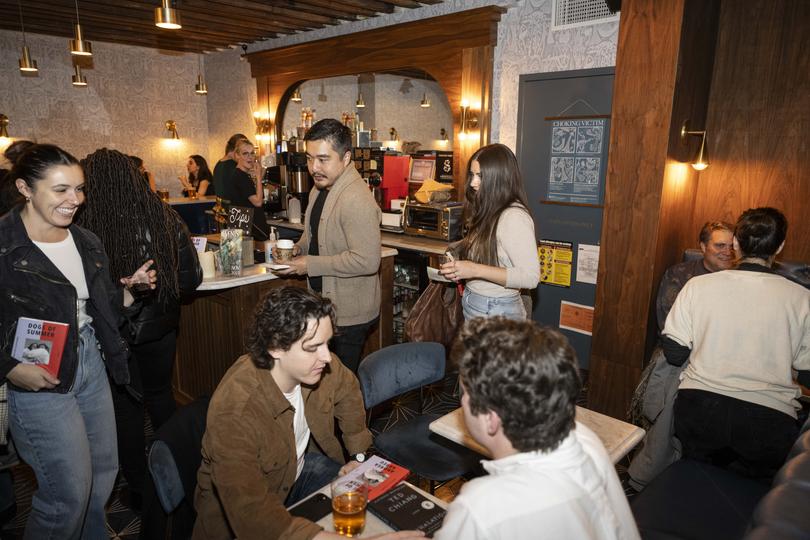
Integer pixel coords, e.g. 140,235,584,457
240,151,256,157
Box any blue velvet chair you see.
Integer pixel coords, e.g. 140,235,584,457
141,397,209,540
357,342,482,493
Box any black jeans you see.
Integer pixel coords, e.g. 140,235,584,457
674,389,799,479
330,317,378,374
112,330,179,494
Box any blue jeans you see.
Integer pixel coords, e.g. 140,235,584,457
462,288,527,321
284,453,342,507
9,324,118,540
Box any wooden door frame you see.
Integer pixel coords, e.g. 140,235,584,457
245,6,506,190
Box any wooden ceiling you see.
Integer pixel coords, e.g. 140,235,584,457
0,0,444,53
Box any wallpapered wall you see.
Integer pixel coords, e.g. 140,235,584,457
279,74,452,150
0,31,210,196
202,48,257,169
244,0,619,151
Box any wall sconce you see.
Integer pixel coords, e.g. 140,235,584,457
291,87,302,103
72,65,87,87
69,0,92,56
459,100,479,141
155,0,181,29
165,120,180,140
680,120,709,171
253,112,273,144
0,115,10,150
433,128,449,147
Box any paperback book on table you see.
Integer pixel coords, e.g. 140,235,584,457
338,455,410,501
368,483,446,537
11,317,69,379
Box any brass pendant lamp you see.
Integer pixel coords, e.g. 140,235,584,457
69,0,92,56
155,0,182,30
194,54,208,95
17,0,38,73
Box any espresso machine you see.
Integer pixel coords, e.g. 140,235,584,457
263,151,312,217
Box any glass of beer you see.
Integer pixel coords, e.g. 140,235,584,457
331,477,368,537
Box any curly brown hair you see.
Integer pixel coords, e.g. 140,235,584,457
453,317,580,453
246,287,336,369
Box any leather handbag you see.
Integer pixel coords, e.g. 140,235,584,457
405,281,463,349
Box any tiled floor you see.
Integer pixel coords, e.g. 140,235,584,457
1,370,614,538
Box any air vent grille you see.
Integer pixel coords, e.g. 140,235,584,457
552,0,620,30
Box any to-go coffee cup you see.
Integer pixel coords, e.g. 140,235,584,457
276,239,295,263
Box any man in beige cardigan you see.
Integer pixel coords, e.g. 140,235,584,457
277,119,382,372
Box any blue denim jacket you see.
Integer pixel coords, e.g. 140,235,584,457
0,208,130,392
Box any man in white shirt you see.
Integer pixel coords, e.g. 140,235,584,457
435,318,640,540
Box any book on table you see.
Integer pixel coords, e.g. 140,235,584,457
337,455,410,501
11,317,69,379
368,483,447,538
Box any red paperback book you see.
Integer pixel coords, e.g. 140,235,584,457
11,317,69,379
337,456,410,501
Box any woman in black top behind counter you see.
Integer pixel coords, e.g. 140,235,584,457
222,138,269,239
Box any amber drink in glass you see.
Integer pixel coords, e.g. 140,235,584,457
331,478,367,536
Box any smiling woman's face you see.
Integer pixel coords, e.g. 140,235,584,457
16,164,85,231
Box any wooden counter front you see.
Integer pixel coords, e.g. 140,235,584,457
174,252,396,403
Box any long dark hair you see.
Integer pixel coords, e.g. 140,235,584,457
188,154,212,186
77,148,180,303
462,144,530,266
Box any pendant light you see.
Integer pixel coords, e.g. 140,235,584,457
69,0,92,56
355,75,365,108
291,87,302,102
420,71,431,108
155,0,182,30
194,54,208,95
72,65,88,86
17,0,38,73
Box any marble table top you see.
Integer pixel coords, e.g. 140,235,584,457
429,407,645,464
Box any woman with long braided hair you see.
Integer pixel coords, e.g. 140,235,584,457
77,148,202,506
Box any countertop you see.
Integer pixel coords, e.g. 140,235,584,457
197,263,281,291
167,196,217,206
267,219,449,256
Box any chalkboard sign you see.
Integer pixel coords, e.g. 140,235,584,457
226,206,254,235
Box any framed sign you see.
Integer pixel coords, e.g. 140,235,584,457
226,206,254,235
544,115,610,206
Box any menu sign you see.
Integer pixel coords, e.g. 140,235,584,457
226,205,254,235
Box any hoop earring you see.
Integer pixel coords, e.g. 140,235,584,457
25,197,31,203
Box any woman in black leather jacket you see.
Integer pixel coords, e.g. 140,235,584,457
77,148,202,506
0,144,154,538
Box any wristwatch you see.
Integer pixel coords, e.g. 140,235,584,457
353,452,366,463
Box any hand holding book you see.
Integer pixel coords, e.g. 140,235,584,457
6,363,60,391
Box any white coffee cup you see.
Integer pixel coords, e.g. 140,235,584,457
199,251,216,279
276,239,295,262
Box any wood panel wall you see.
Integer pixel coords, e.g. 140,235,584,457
589,0,691,417
590,0,808,418
245,6,505,191
689,0,810,262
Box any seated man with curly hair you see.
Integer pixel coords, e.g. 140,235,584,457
435,318,640,540
194,287,419,540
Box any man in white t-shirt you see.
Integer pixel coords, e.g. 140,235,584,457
435,318,640,540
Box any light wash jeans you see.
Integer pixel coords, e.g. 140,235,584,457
462,288,527,321
9,324,118,540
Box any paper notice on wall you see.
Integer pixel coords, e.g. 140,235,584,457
576,243,600,284
538,240,573,288
559,301,594,336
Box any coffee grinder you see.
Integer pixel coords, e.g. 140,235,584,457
284,151,312,214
